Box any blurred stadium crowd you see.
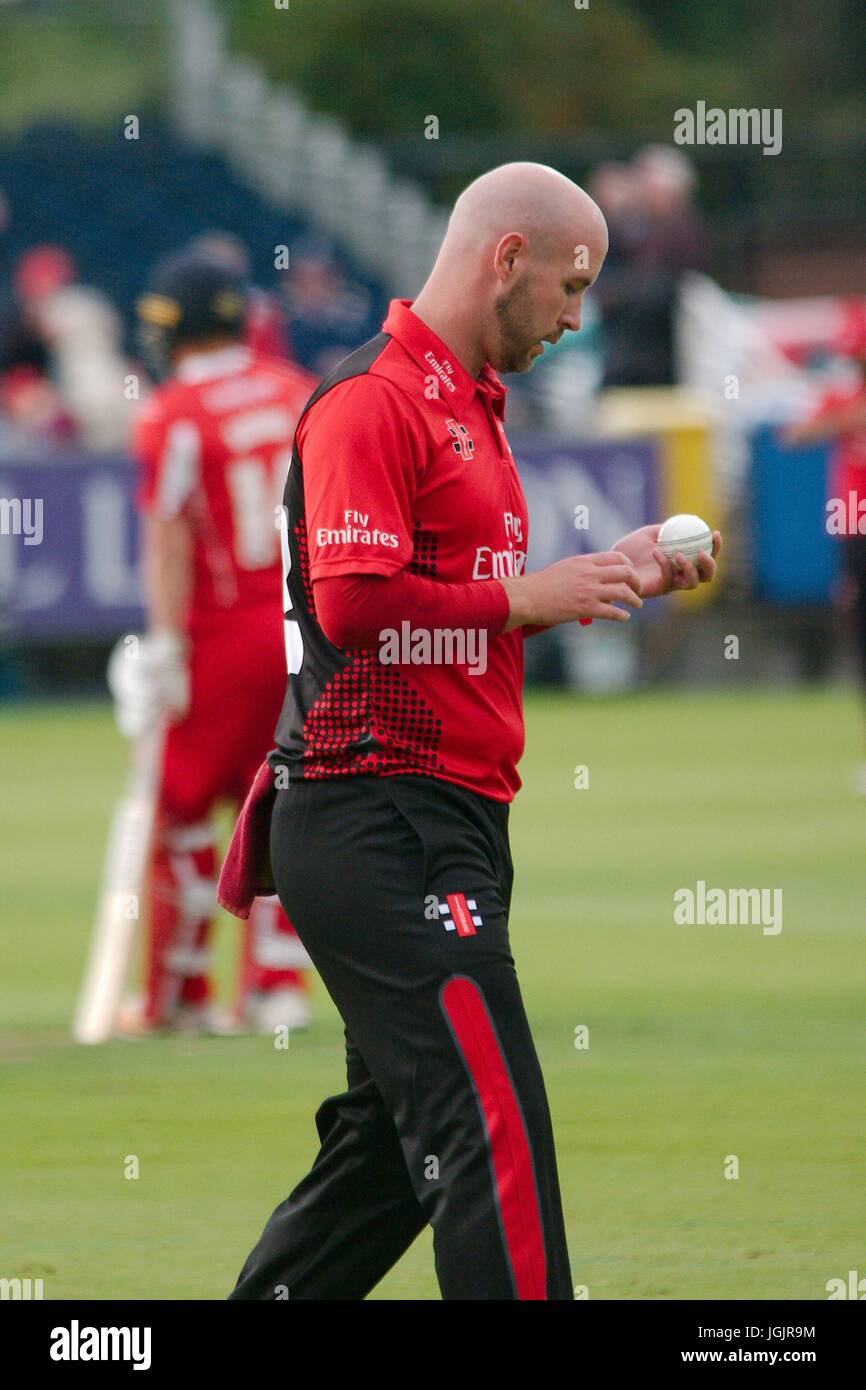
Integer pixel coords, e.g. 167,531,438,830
0,139,710,453
0,98,863,711
0,195,383,456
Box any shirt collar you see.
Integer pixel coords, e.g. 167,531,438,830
382,299,507,413
176,345,251,383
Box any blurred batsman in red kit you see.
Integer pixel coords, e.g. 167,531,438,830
108,252,318,1035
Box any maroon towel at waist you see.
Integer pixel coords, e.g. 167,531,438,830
217,758,277,920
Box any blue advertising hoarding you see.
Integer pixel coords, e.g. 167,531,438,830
749,427,839,604
1,431,841,641
0,441,661,642
0,455,142,639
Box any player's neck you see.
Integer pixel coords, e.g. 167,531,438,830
410,290,487,380
171,337,242,367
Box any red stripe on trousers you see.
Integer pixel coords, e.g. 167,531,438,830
446,892,476,937
440,975,547,1299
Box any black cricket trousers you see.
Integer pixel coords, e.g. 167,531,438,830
228,773,573,1300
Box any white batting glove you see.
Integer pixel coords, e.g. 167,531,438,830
107,631,190,739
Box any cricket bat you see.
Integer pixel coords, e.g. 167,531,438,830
72,723,164,1044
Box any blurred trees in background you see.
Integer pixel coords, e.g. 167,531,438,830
229,0,866,289
1,0,863,150
0,0,861,289
231,0,866,143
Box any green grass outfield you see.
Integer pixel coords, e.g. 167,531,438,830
1,688,863,1300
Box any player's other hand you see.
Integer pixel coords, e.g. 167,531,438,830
107,631,190,739
501,551,644,630
613,523,722,598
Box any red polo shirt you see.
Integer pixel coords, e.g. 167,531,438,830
274,298,531,800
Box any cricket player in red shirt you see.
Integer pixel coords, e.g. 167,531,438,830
110,254,316,1034
223,164,721,1298
784,299,866,792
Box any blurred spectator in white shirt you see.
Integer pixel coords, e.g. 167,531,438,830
0,245,135,451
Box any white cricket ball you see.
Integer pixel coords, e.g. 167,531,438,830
657,513,714,562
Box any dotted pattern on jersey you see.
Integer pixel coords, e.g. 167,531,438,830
275,332,449,783
301,655,445,779
294,518,316,615
408,525,439,577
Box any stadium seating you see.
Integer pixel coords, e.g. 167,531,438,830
0,120,386,354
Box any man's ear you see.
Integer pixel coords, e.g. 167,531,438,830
494,233,525,283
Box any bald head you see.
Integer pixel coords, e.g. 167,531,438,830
412,163,608,376
447,162,607,259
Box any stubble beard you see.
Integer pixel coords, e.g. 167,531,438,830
494,276,539,374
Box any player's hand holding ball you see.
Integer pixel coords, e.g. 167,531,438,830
501,516,720,631
613,514,721,598
501,550,645,629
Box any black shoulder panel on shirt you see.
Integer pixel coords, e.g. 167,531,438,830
295,331,392,428
272,329,404,781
